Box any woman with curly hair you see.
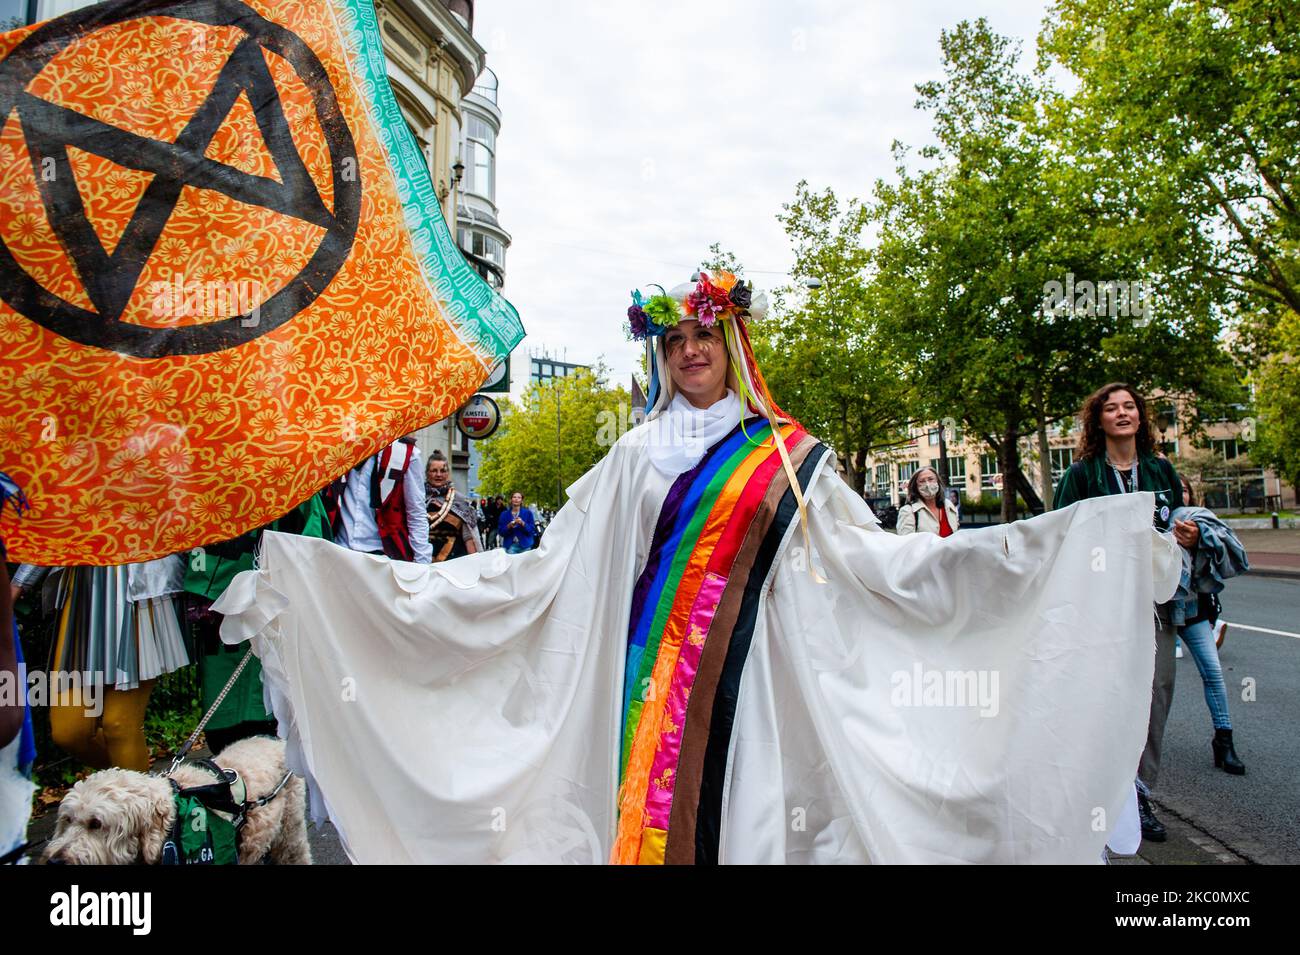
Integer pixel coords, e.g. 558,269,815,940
1054,382,1197,846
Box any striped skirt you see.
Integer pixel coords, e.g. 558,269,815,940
51,566,190,690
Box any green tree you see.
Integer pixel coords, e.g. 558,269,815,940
1041,0,1300,362
748,183,918,494
870,18,1238,521
477,367,630,510
1252,309,1300,496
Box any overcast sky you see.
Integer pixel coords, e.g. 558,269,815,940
472,0,1053,394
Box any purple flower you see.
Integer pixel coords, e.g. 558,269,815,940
628,305,648,338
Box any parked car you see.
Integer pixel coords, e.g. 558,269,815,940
863,495,899,530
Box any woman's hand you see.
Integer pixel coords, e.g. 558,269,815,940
1173,519,1200,550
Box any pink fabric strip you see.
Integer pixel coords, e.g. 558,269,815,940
643,571,729,829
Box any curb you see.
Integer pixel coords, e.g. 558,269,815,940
1246,567,1300,581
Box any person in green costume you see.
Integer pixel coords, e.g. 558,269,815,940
184,495,331,753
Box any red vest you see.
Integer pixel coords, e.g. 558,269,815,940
324,440,416,560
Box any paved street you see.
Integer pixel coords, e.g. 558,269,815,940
1126,573,1300,865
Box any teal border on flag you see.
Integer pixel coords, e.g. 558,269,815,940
332,0,523,364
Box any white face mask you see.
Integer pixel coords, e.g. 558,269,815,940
918,481,940,499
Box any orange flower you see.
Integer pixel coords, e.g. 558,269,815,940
710,270,738,293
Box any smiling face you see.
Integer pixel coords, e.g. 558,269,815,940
664,319,729,408
1100,390,1140,442
511,492,523,509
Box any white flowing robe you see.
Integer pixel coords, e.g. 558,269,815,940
215,425,1180,864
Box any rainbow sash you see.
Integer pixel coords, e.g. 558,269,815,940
613,418,826,864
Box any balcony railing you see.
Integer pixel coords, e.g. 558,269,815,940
471,67,498,104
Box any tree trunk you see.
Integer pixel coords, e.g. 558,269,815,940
839,400,858,492
1034,381,1053,511
999,419,1019,524
854,448,868,496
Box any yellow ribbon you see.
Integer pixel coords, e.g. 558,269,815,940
723,322,825,584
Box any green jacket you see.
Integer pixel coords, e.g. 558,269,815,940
186,495,332,729
1053,453,1183,532
184,494,332,599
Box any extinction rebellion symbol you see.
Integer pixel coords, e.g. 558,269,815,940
0,0,360,357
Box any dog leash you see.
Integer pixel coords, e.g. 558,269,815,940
251,771,295,808
164,647,255,778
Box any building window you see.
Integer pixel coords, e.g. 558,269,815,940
458,227,506,286
463,118,495,202
927,430,940,446
1210,438,1245,460
467,116,495,151
874,464,891,496
980,453,1002,496
477,234,503,266
1050,447,1074,485
898,461,919,484
927,457,965,482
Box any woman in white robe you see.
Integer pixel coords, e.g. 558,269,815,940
215,272,1179,864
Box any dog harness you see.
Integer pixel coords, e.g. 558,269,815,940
160,758,245,865
159,756,297,865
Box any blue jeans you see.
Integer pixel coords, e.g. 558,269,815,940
1179,618,1232,731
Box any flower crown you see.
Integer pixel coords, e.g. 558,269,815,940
626,270,766,341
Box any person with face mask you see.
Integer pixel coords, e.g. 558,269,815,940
896,466,960,537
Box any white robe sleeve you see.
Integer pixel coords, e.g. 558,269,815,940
212,440,653,863
719,466,1181,863
213,434,1179,865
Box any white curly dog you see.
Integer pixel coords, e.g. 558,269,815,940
43,736,311,865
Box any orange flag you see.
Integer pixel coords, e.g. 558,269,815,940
0,0,523,564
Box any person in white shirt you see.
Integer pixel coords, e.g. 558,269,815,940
329,439,432,563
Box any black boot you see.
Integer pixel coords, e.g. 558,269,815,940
1212,729,1246,775
1137,793,1166,842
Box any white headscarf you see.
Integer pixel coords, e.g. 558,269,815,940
643,388,741,478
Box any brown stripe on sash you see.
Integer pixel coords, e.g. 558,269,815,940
662,431,820,864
